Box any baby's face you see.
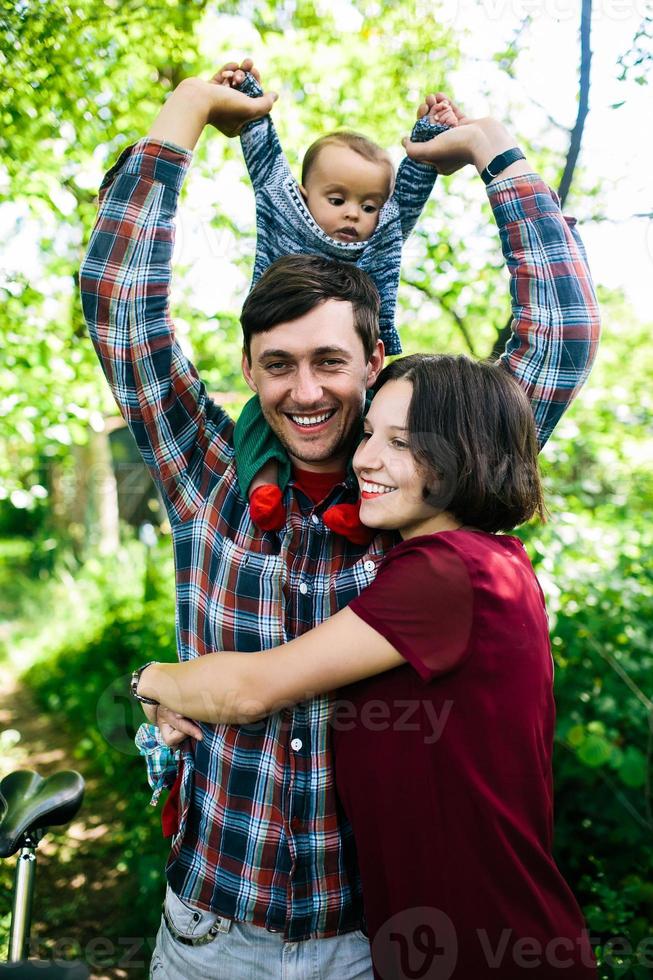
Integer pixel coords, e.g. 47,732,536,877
300,144,391,244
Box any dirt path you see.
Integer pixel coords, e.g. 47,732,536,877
0,667,155,980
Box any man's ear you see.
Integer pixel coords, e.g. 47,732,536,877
365,339,385,388
242,349,258,393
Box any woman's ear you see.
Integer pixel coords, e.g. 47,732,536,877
423,469,456,513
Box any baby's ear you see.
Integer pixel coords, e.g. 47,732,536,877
298,183,308,201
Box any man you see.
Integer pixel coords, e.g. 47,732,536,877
79,62,600,979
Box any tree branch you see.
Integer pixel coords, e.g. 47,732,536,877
646,710,653,830
526,97,571,134
557,0,593,209
491,0,593,360
403,278,477,356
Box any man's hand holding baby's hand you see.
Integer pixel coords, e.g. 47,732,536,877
404,94,526,180
181,58,276,138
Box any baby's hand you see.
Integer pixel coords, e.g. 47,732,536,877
417,92,470,129
213,57,262,89
431,97,458,128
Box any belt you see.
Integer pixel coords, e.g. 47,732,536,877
162,900,232,947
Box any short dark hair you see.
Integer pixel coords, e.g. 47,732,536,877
301,131,394,191
240,254,381,363
374,354,545,533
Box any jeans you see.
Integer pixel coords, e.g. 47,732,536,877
149,884,374,979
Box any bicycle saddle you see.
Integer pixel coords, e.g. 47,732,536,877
0,769,85,858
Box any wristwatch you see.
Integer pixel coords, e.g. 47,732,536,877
480,147,526,185
130,660,160,705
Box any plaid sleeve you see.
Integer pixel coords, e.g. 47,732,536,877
488,174,601,448
79,138,235,524
135,722,179,807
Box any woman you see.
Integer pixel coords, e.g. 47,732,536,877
137,354,597,979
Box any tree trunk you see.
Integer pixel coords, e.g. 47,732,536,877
78,427,121,556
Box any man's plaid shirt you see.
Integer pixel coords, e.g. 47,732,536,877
79,137,600,940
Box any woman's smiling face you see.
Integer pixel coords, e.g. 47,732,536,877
353,378,455,539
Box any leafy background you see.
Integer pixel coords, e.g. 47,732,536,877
1,0,652,977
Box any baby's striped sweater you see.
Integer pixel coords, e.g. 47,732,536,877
237,73,448,355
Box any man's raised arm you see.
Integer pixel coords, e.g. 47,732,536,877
79,75,276,523
405,110,600,448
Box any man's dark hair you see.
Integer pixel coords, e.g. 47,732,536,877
240,254,381,363
374,354,546,533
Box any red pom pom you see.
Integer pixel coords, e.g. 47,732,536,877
323,500,375,546
250,483,285,531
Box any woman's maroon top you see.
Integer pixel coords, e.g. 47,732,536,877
335,529,596,979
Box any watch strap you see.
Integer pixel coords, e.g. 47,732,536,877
130,660,160,705
480,147,525,185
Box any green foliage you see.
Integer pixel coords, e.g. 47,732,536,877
1,0,212,495
509,292,653,976
522,514,653,971
17,537,178,952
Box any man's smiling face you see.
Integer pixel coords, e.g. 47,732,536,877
242,299,384,472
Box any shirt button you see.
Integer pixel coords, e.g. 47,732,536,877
364,560,375,573
291,738,303,751
299,582,308,595
311,514,319,525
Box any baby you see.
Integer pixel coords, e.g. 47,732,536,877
217,60,457,534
